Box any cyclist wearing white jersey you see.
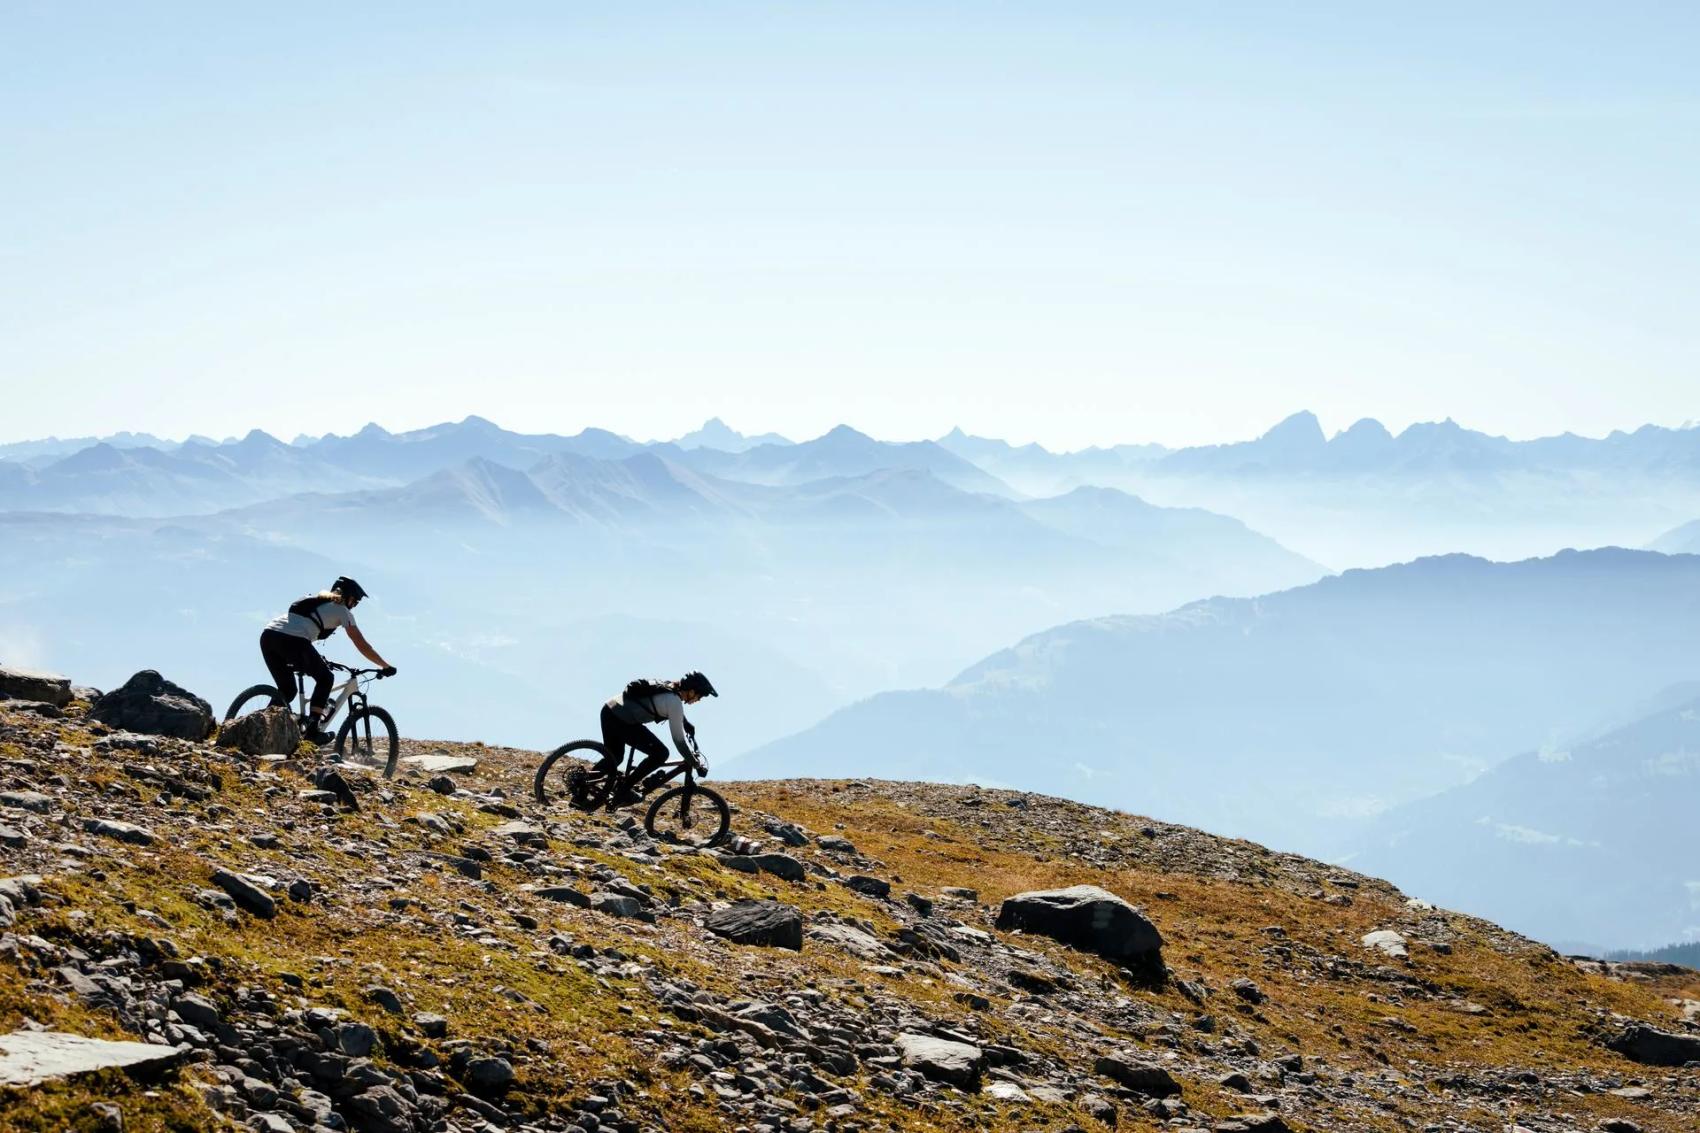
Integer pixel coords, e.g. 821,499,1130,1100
259,576,395,743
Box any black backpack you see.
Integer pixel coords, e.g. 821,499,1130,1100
624,678,671,702
288,595,339,641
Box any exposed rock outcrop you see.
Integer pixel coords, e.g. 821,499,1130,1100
88,670,215,740
1606,1024,1700,1066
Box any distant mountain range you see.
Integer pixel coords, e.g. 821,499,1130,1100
0,437,1325,757
1346,682,1700,950
1153,410,1700,479
732,548,1700,860
0,419,1010,516
941,413,1700,565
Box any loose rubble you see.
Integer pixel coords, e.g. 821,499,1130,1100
1,693,1696,1133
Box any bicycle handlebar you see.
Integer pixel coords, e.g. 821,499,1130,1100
327,661,392,678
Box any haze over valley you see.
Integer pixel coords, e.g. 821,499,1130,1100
7,412,1700,954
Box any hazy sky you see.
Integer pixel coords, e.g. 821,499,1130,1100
4,2,1698,449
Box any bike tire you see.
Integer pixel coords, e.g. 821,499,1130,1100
533,740,608,805
334,706,399,779
225,684,286,722
645,784,731,848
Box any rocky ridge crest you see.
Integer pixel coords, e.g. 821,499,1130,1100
0,671,1696,1133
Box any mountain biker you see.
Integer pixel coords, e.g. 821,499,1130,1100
598,671,717,804
259,576,395,744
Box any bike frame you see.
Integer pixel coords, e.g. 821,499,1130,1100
591,738,708,810
288,664,368,726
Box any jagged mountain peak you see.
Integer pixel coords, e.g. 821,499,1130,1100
1259,409,1327,445
1335,417,1392,441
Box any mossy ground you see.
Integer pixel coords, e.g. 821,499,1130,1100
2,716,1695,1132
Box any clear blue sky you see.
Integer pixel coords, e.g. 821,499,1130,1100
4,2,1697,448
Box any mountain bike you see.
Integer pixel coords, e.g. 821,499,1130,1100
224,661,399,778
533,734,730,847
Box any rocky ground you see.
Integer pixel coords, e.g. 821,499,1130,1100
1,672,1697,1133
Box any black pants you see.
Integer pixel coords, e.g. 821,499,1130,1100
599,704,669,782
260,630,332,713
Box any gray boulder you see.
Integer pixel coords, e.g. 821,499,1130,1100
0,665,72,708
463,1054,516,1097
591,891,654,922
0,791,54,813
752,853,806,882
347,1084,413,1133
83,818,156,846
895,1032,983,1088
217,706,301,756
0,876,42,931
705,900,804,950
1095,1052,1181,1095
89,671,214,740
1606,1024,1700,1066
844,875,891,898
996,884,1164,971
211,869,277,919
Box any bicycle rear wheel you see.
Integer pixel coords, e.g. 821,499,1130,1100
225,684,286,722
334,706,399,778
645,784,731,847
533,740,609,805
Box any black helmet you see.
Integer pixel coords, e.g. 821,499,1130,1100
679,670,717,697
333,576,368,602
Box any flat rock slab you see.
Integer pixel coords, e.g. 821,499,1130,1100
1362,930,1409,959
0,666,72,708
83,818,156,846
996,885,1163,968
0,791,54,814
895,1032,983,1088
0,1030,185,1087
534,886,590,907
401,754,479,773
705,900,803,950
808,922,894,961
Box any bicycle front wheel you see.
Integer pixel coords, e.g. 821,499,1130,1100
645,784,731,847
225,685,286,722
533,740,608,805
334,706,399,778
